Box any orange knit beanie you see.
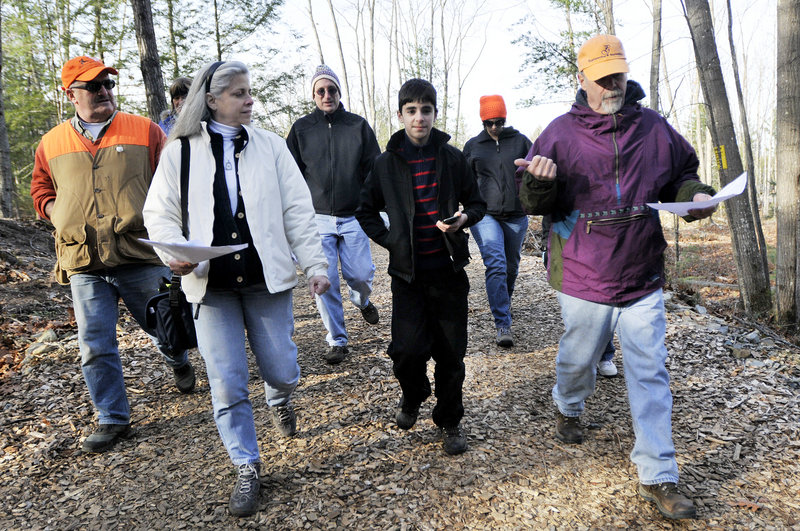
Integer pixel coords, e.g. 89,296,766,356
479,95,507,121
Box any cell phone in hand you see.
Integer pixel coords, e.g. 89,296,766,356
442,214,461,225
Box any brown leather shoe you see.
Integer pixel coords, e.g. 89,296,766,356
638,482,697,519
555,410,584,444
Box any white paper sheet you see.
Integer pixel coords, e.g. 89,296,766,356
647,172,748,216
139,239,248,263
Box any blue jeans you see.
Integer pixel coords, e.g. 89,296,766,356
195,285,299,466
70,264,189,425
314,214,375,346
470,214,528,329
553,289,679,484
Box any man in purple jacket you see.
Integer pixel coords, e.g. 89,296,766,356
515,35,716,520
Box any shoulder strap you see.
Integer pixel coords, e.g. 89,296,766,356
179,137,190,239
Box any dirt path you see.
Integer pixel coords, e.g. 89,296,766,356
1,219,798,529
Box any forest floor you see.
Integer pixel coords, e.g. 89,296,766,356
0,215,798,530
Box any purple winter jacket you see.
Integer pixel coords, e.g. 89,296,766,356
518,81,714,304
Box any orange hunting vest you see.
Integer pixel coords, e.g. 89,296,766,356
40,112,162,284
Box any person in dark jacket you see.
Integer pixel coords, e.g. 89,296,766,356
463,95,532,348
515,35,716,520
286,65,381,365
357,78,486,456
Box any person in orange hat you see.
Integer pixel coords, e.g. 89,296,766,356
463,95,532,348
516,34,717,520
30,56,196,454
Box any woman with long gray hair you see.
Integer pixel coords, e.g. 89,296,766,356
143,60,330,517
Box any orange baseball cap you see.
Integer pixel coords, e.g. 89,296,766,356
61,56,118,90
577,34,629,81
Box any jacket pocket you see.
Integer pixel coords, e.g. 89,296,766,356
55,225,91,271
584,213,650,234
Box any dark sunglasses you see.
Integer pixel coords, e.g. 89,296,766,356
483,119,505,128
71,79,116,93
316,86,338,97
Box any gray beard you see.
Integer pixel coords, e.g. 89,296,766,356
600,92,624,114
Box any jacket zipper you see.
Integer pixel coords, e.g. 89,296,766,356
585,213,649,234
328,122,335,214
612,113,621,204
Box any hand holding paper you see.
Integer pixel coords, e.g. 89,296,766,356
647,172,747,217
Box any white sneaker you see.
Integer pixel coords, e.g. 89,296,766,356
597,359,618,377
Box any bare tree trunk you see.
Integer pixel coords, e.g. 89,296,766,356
594,0,615,34
367,0,376,127
439,0,448,130
326,0,351,109
93,3,103,61
213,0,222,60
0,9,16,218
130,0,167,123
307,0,325,65
428,0,434,82
726,0,769,286
682,0,771,316
166,0,179,78
649,0,662,112
776,0,800,324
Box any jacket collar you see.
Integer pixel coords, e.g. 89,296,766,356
472,126,520,143
199,121,250,149
313,103,346,123
574,79,646,113
386,127,450,153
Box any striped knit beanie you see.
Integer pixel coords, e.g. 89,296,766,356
311,64,341,94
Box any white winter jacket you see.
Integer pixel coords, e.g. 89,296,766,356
143,122,327,303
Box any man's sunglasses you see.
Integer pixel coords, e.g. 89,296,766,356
483,119,505,128
71,79,116,93
316,86,338,97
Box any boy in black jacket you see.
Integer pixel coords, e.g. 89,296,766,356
356,78,486,455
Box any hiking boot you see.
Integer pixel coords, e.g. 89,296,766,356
173,361,196,393
597,359,618,377
324,345,348,365
229,462,261,517
81,423,132,453
441,424,467,455
638,482,697,520
496,327,513,347
361,302,380,324
555,410,584,444
271,402,297,437
395,396,420,430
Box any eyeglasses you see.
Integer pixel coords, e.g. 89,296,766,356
483,119,505,128
71,79,116,93
316,86,338,97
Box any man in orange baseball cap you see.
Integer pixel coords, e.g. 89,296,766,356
30,56,196,454
516,35,717,521
60,55,119,90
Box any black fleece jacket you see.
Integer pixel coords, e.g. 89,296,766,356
356,128,487,283
463,126,532,218
286,104,380,216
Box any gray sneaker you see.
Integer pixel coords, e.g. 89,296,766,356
229,462,261,517
324,345,348,365
81,423,132,453
271,402,297,437
496,327,513,347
